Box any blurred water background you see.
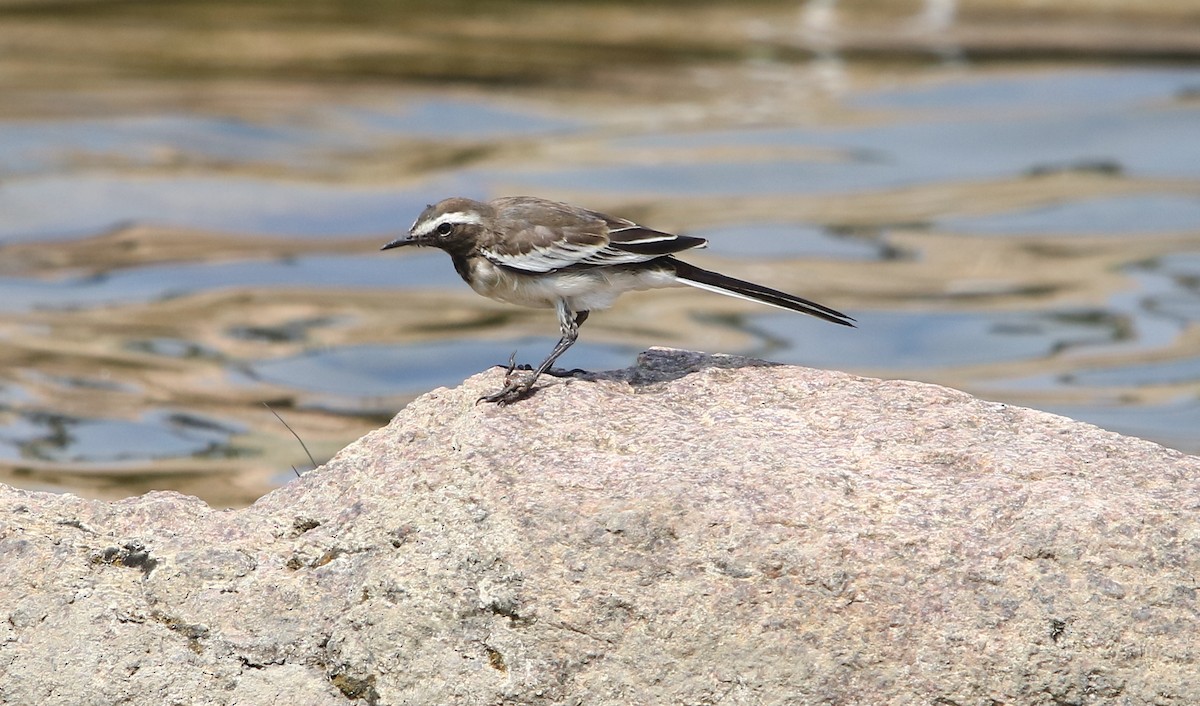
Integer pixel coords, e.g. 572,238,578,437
1,0,1198,506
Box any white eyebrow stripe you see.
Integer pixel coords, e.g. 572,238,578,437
412,211,484,236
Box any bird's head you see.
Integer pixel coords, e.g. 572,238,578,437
381,197,493,254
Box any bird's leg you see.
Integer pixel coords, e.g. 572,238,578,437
539,309,589,377
535,309,589,378
479,306,588,405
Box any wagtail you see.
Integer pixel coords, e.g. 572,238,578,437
382,196,854,405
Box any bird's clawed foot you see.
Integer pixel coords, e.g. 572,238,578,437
477,368,586,406
479,346,586,406
477,377,535,406
477,352,534,405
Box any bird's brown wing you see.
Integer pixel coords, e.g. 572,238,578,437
482,197,707,273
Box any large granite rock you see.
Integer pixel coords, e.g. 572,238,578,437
2,349,1197,705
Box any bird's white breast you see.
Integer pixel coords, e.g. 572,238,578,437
467,258,678,311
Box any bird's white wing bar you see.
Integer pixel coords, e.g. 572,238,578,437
482,240,598,273
580,249,661,265
606,226,709,255
482,240,658,273
609,231,683,246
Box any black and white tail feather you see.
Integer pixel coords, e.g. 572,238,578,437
668,259,853,326
382,195,854,404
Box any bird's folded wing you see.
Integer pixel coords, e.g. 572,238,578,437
481,224,708,274
606,226,708,255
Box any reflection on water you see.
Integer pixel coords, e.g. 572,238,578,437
0,176,424,241
763,309,1130,371
939,194,1200,235
520,97,1200,195
693,223,890,260
12,410,243,465
1,1,1198,506
850,68,1199,112
0,252,455,312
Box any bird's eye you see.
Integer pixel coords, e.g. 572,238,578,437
436,222,454,237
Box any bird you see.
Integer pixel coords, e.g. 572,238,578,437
381,196,854,405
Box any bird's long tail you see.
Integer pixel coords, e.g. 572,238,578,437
669,259,855,327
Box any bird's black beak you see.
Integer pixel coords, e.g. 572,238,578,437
380,234,418,251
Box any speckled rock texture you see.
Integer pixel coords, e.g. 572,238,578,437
2,348,1198,706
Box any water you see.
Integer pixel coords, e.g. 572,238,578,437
1,2,1198,506
939,194,1200,236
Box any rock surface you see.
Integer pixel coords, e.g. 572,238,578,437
2,348,1198,706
